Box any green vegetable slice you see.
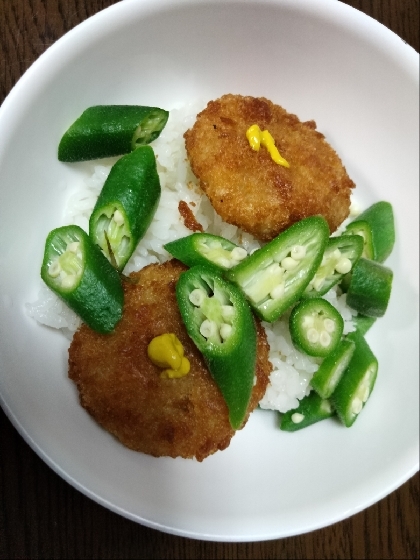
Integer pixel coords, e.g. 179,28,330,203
344,201,395,262
280,392,334,432
176,265,257,430
58,105,169,162
227,216,329,322
41,225,123,334
353,314,377,336
343,220,374,260
310,338,356,399
164,233,248,271
89,146,161,271
331,331,378,427
346,257,393,317
303,234,363,298
289,298,344,358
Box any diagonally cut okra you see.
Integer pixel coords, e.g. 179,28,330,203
280,392,334,432
346,257,393,317
331,331,378,427
164,233,248,271
303,234,363,298
310,338,356,399
89,146,161,271
176,265,257,430
58,105,169,162
345,201,395,263
41,225,123,333
227,216,329,322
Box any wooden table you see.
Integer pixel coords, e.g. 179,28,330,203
0,1,418,558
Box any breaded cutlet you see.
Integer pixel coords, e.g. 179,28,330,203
68,260,271,461
184,94,355,241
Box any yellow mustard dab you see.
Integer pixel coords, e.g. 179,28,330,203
246,124,290,168
147,333,190,379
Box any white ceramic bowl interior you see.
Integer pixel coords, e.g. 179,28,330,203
0,0,418,541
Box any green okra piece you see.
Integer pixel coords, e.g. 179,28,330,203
41,225,123,334
280,392,334,432
164,233,248,271
344,201,395,262
226,216,329,322
353,314,376,336
89,146,161,271
289,298,344,358
303,234,363,298
176,265,257,430
310,338,356,399
331,331,378,427
58,105,169,162
346,257,393,317
344,220,374,260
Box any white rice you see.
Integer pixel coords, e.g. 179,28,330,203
26,100,357,414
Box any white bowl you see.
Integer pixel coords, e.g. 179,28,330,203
0,0,418,542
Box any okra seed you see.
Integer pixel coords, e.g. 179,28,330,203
220,323,233,340
332,249,342,260
281,256,299,270
221,305,235,322
319,331,332,347
291,413,305,423
290,245,306,260
307,328,319,343
335,257,352,274
267,262,281,274
189,288,206,307
48,260,61,278
351,397,363,415
113,209,124,226
270,283,285,300
230,247,247,261
302,315,315,328
200,319,218,339
312,277,325,291
216,257,232,268
321,400,332,414
67,241,80,253
361,386,370,403
61,274,76,289
323,318,336,333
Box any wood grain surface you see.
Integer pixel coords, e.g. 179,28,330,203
0,1,419,558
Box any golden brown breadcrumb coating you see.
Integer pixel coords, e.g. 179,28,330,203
184,94,355,241
68,260,270,461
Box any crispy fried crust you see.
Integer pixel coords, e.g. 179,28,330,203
184,94,355,241
68,260,270,461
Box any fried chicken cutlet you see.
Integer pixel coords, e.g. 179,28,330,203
68,260,271,462
184,94,355,241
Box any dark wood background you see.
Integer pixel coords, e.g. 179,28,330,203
0,1,418,558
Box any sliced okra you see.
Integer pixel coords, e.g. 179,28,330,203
164,233,248,271
344,220,374,260
289,298,344,358
303,234,363,298
58,105,169,162
331,331,378,427
176,265,257,430
344,201,395,263
346,257,393,317
310,338,356,399
280,392,334,432
41,225,123,333
89,146,161,271
227,216,329,322
353,314,377,336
